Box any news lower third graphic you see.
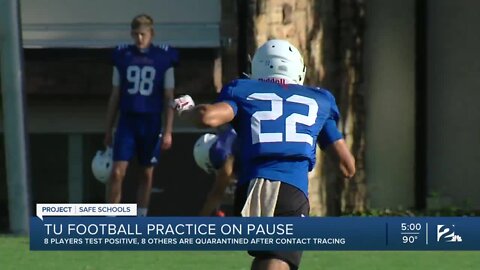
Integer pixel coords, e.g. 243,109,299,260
30,204,480,251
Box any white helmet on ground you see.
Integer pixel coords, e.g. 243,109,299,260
91,147,113,184
193,133,218,174
251,39,306,85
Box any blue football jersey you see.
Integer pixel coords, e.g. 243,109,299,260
217,79,342,195
209,126,237,170
112,44,178,113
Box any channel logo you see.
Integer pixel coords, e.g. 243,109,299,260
437,225,462,243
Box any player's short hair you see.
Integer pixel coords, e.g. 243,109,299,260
131,14,154,31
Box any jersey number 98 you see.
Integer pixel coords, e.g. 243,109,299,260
126,65,156,96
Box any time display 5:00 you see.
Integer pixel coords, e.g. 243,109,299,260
401,223,422,231
400,223,422,244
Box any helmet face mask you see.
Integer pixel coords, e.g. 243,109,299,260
193,133,218,174
91,147,113,184
251,39,306,85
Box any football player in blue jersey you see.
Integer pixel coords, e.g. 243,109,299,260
174,39,355,270
193,125,238,216
104,14,178,217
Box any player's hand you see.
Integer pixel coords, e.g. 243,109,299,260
161,132,172,150
172,95,195,114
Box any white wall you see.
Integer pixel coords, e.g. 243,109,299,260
364,0,416,209
427,0,480,208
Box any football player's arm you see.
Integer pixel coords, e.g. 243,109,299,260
175,81,237,128
162,68,175,150
104,67,121,147
199,155,235,216
319,118,355,178
181,102,235,128
320,91,355,178
325,139,356,178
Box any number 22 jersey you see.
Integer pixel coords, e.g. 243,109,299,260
217,79,342,196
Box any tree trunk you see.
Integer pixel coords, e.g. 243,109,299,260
245,0,367,216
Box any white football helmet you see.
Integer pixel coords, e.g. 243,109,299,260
193,133,218,174
251,39,306,85
91,147,113,184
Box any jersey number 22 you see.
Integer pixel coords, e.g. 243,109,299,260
247,93,318,146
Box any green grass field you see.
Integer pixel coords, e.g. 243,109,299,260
1,236,479,270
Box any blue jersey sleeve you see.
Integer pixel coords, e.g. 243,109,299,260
209,127,237,169
216,80,239,115
318,92,343,149
318,119,343,149
327,91,340,122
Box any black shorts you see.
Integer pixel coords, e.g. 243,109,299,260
234,180,310,270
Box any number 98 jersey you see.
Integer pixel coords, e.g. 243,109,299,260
113,44,178,113
217,79,342,195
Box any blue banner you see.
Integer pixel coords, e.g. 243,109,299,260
30,217,480,250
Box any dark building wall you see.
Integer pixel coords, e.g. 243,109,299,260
0,132,216,232
24,48,219,100
0,46,227,231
